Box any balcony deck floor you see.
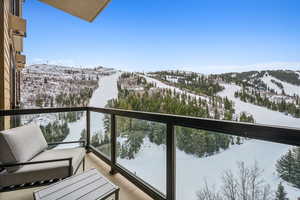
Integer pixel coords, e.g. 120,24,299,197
0,152,154,200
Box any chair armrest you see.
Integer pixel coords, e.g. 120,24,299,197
48,140,86,147
0,157,73,176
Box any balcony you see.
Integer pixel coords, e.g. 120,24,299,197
16,54,26,65
12,35,23,52
15,54,26,70
1,107,300,200
8,13,27,37
0,152,152,200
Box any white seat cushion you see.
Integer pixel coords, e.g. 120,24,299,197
0,147,85,187
0,124,48,172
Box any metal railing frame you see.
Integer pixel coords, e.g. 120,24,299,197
1,106,300,200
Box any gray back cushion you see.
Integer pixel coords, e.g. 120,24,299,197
0,124,48,172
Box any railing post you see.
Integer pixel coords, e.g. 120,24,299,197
110,114,117,175
86,109,91,152
166,123,176,200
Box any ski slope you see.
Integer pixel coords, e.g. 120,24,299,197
61,73,300,199
105,76,300,199
217,83,300,199
261,73,300,96
219,83,300,128
143,75,209,101
58,72,120,148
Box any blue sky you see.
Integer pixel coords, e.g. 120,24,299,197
24,0,300,73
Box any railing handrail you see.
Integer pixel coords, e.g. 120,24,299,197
1,106,300,146
1,106,300,200
0,107,88,116
89,106,300,146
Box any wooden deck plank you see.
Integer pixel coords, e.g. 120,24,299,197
0,153,153,200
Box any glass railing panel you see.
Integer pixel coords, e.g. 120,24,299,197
175,126,300,200
0,111,86,148
116,116,167,195
90,112,111,159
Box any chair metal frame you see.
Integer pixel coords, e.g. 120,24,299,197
0,140,86,192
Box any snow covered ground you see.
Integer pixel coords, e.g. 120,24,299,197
119,78,300,199
21,64,115,108
219,83,300,128
166,75,179,83
143,75,209,101
217,83,300,199
58,72,120,148
117,133,298,199
58,73,299,199
261,73,300,96
25,64,115,76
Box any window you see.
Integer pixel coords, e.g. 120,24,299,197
10,0,20,16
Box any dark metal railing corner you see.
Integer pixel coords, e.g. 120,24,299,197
110,113,117,175
86,109,91,152
166,123,176,200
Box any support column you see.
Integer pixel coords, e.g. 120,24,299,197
110,114,117,175
166,123,176,200
86,109,91,152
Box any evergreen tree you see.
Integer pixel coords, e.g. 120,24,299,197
112,72,243,159
236,136,241,145
292,148,300,188
276,150,295,183
275,182,289,200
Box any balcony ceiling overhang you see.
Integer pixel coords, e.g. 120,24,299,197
38,0,111,22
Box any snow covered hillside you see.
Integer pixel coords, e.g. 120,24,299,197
19,66,300,199
261,72,300,96
21,64,116,108
220,70,300,119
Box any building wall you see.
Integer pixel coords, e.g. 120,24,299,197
0,0,11,130
0,0,25,130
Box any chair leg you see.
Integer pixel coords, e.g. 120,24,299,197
83,157,85,171
115,190,119,200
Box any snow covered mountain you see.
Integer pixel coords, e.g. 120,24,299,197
19,66,300,199
21,64,117,108
220,70,300,96
24,64,116,76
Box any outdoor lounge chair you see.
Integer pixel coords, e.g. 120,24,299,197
0,124,86,191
